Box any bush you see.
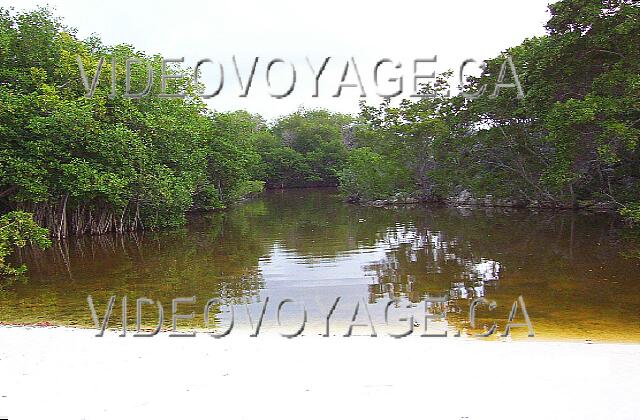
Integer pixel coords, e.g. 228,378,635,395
339,148,412,201
0,211,51,278
620,203,640,225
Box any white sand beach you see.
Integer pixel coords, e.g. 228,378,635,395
1,326,638,420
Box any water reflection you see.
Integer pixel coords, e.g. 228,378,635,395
3,188,640,341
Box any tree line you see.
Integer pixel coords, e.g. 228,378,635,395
1,0,639,277
341,0,639,217
0,7,355,275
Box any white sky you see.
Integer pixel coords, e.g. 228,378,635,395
6,0,556,120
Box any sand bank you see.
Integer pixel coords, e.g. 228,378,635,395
1,326,638,420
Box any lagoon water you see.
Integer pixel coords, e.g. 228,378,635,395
3,188,640,341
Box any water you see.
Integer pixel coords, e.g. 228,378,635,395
2,188,640,341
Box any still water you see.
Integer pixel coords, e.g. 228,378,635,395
2,188,640,341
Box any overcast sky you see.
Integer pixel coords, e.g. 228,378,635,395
6,0,556,120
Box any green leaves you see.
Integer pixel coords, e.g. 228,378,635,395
338,0,640,218
0,7,268,234
0,211,51,278
339,147,411,201
257,109,352,188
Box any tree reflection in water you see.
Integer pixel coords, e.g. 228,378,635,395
3,188,640,341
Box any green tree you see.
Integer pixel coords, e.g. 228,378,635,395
0,211,51,278
261,109,352,187
0,7,266,236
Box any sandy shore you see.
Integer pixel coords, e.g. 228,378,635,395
1,326,639,420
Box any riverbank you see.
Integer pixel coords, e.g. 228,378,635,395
353,190,619,212
1,325,638,419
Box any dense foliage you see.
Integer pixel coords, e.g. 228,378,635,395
0,210,50,277
256,109,352,188
0,7,266,239
341,0,640,223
